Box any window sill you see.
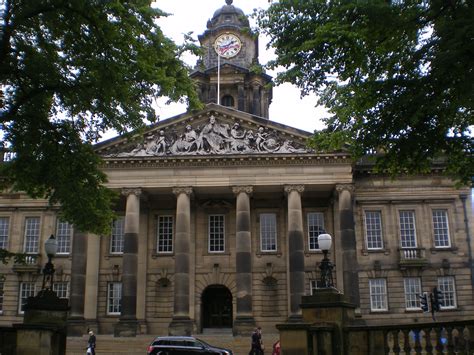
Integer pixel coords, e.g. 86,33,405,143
104,254,123,259
152,253,174,259
256,251,282,258
430,247,458,254
361,249,390,256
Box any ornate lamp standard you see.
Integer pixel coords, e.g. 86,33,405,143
41,234,58,292
318,233,334,288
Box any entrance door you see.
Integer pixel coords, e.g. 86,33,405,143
202,285,233,328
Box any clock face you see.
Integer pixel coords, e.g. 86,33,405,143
214,33,242,58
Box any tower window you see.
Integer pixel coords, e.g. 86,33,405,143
221,95,234,107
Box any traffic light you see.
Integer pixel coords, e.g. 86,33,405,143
419,292,429,313
432,287,443,312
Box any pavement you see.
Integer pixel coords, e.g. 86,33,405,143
66,332,280,355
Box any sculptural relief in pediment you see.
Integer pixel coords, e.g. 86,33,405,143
103,115,313,157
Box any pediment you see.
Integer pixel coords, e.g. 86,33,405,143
95,104,314,158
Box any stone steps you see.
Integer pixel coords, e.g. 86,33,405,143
66,333,279,355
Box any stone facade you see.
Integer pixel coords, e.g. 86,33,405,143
0,0,473,338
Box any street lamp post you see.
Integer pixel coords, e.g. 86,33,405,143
318,233,334,288
41,234,58,292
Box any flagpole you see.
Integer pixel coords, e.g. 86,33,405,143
217,51,221,105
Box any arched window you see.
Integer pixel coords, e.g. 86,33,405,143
221,95,234,107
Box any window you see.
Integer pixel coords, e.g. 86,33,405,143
52,282,69,299
432,209,450,248
0,217,9,249
19,282,36,314
307,212,324,251
369,278,388,311
110,217,125,254
403,277,422,310
310,279,324,295
364,211,383,250
107,282,122,315
0,280,4,313
438,276,457,309
208,215,225,252
24,217,40,254
221,95,234,107
157,216,173,253
260,213,277,252
399,210,417,248
56,219,72,254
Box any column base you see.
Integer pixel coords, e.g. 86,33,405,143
233,316,256,336
114,318,138,337
169,317,194,336
67,317,87,337
287,314,303,323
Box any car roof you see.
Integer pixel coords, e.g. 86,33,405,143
152,336,197,341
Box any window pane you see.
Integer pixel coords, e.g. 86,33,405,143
157,216,173,253
52,282,69,299
56,220,72,254
19,282,36,314
365,211,383,249
432,210,450,248
438,276,456,309
110,217,125,254
260,213,277,252
0,217,9,250
24,217,40,254
107,282,122,314
403,278,421,310
399,211,417,248
369,279,388,311
307,212,324,250
209,215,225,252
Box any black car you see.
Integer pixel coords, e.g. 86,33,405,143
146,336,233,355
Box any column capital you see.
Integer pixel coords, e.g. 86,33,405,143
172,187,193,196
336,184,355,194
121,188,142,197
284,185,305,195
232,186,253,196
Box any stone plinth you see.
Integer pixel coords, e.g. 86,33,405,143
277,288,362,355
15,289,69,355
168,317,195,336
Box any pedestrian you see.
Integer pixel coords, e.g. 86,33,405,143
87,330,96,355
249,327,264,355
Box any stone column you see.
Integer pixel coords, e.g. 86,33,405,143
232,186,255,334
115,188,141,337
67,229,88,336
84,233,100,330
336,184,360,306
169,187,194,336
285,185,305,321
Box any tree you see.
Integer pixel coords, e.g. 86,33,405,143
0,0,201,235
257,0,473,185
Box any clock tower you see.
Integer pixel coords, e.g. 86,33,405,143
190,0,273,118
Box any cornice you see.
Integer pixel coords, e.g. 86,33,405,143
100,154,352,169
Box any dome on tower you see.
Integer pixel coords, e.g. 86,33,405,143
208,0,250,30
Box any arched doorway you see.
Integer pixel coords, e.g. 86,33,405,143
201,285,233,328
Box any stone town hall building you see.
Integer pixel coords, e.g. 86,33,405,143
0,0,473,337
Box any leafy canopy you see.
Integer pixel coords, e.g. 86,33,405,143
258,0,473,184
0,0,201,235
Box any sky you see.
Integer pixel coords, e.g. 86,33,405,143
153,0,329,133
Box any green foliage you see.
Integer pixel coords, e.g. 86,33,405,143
0,248,27,265
258,0,473,185
0,0,202,234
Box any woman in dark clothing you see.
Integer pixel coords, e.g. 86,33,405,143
87,330,96,355
250,327,264,355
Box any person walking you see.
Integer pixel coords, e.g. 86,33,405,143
249,327,264,355
87,330,96,355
